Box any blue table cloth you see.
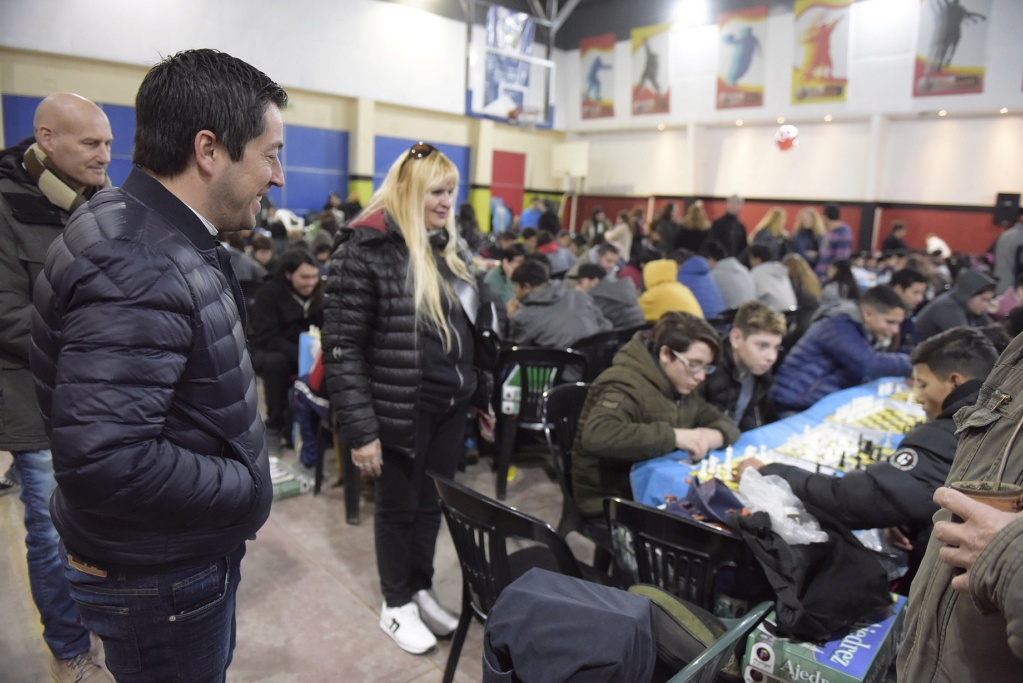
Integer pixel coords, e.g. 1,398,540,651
631,377,912,507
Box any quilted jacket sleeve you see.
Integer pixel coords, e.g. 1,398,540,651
322,238,380,449
818,316,912,382
37,233,258,526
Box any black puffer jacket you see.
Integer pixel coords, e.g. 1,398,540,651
759,379,981,538
249,277,324,362
31,168,271,571
323,210,491,455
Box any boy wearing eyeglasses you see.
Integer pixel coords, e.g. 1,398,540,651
699,301,785,431
571,312,740,521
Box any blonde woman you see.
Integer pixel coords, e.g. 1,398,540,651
791,206,825,267
782,253,822,341
675,200,712,253
749,206,790,261
323,143,492,655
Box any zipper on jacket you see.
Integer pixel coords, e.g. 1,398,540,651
450,321,465,409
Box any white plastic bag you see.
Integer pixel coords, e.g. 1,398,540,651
735,468,828,545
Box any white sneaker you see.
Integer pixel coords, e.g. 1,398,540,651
379,601,437,654
412,588,459,637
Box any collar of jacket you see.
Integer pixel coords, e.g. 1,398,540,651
122,166,217,250
940,378,983,418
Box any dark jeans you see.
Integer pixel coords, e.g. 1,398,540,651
251,349,292,431
13,449,91,659
376,402,469,607
61,543,246,682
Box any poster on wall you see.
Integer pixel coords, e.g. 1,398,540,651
581,33,615,119
791,0,851,104
913,0,990,97
717,5,767,109
631,23,671,115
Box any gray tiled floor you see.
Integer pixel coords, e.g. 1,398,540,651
0,439,577,683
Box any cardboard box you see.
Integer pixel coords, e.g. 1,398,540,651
742,595,907,683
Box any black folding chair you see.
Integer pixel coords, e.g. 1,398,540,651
432,474,593,683
604,497,767,614
492,347,587,500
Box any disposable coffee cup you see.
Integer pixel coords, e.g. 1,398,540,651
949,481,1023,517
947,481,1023,576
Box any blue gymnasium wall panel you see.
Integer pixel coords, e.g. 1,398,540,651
280,124,348,219
374,136,469,205
2,95,135,185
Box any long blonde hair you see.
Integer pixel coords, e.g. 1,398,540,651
682,202,710,231
357,146,472,349
751,206,789,239
794,207,825,239
782,253,821,298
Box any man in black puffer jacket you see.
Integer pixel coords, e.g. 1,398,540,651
31,50,286,681
736,327,997,591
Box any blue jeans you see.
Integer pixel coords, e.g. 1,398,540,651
12,448,91,659
62,543,246,682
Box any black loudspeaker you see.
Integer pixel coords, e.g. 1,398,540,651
995,193,1020,226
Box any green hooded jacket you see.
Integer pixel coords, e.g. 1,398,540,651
571,332,740,517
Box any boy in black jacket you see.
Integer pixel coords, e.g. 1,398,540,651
736,326,997,589
699,301,785,431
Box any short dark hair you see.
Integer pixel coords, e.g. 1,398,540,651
911,326,997,381
276,247,319,281
653,312,721,362
596,242,620,258
134,49,288,176
859,285,906,314
889,268,928,290
521,227,538,240
502,244,527,262
537,230,555,246
698,240,726,262
510,259,550,288
669,248,694,265
251,234,273,251
523,252,551,272
498,231,517,243
823,203,841,220
578,263,607,281
748,244,772,263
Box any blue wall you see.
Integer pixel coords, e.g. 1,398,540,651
374,136,470,206
2,94,348,219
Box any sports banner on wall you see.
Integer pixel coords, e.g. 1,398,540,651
631,23,671,116
717,5,767,109
791,0,851,104
913,0,990,97
581,33,615,119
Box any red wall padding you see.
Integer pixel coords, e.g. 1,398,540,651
875,206,997,255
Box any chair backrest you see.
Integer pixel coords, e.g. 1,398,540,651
569,330,626,381
495,347,588,424
433,474,584,619
542,382,591,499
605,497,749,612
705,307,739,334
666,601,773,683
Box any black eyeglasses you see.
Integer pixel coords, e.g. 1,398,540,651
398,142,437,179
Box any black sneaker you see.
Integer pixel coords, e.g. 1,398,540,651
0,474,19,498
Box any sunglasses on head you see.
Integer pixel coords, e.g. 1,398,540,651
398,142,437,179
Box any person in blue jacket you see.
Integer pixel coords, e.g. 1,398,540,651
672,249,726,319
771,285,912,412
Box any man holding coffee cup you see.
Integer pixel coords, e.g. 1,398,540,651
900,331,1023,682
